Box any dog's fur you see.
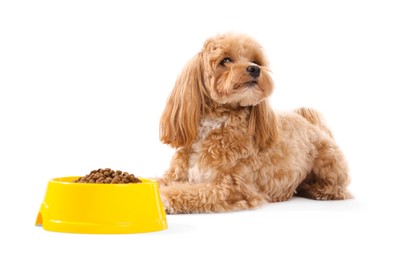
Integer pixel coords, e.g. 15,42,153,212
158,33,351,214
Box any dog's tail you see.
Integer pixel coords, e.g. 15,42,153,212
294,107,333,138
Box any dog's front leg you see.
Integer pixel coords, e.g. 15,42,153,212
160,177,265,214
157,148,192,187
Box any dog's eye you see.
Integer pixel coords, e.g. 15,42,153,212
220,57,232,66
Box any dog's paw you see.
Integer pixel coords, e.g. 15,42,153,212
160,190,177,214
155,177,167,187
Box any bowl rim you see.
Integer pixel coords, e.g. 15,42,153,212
50,176,157,185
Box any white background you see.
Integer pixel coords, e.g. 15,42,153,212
1,0,394,259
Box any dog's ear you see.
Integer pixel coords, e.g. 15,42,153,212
160,54,206,148
248,99,279,149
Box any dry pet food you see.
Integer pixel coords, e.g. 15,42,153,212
73,168,142,184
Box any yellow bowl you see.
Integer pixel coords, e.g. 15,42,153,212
35,176,167,234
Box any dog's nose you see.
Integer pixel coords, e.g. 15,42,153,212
246,65,260,78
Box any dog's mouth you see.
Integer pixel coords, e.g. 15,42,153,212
233,81,258,90
245,80,258,87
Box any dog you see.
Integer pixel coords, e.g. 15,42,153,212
158,33,351,214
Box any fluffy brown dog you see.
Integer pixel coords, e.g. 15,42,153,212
158,33,351,214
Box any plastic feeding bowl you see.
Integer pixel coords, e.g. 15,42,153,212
35,176,167,234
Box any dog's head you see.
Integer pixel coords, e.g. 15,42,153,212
202,33,274,107
160,33,278,148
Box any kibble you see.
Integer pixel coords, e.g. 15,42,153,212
73,168,142,184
